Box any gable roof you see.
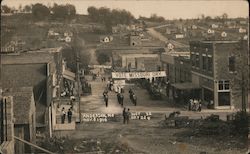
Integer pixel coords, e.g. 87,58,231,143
4,87,35,124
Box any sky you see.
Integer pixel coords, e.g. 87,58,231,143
2,0,249,19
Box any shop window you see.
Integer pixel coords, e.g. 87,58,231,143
207,56,212,71
191,53,195,67
195,54,200,68
218,92,230,106
218,80,230,91
203,88,213,102
229,56,236,72
202,56,207,70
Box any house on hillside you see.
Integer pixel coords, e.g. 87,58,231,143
64,31,73,37
65,36,72,43
130,34,141,46
100,36,113,43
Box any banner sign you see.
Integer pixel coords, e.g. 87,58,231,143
112,71,166,79
88,65,112,69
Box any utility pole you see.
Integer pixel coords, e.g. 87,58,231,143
76,38,81,123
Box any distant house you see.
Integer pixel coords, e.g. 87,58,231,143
64,31,73,37
167,43,175,50
130,34,141,46
100,36,113,43
207,29,215,34
65,36,72,43
243,35,248,40
1,40,25,53
48,29,60,37
191,25,197,30
175,34,185,39
239,27,247,33
211,24,219,29
239,20,247,25
221,31,227,37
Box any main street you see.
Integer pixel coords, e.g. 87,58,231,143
53,73,245,154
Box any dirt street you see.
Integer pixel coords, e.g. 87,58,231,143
52,75,247,154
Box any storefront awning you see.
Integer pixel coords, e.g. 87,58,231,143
63,69,76,81
171,82,200,90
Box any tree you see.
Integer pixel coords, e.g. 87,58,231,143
1,5,12,13
97,52,110,65
51,3,76,19
32,3,50,20
222,13,228,19
23,5,32,13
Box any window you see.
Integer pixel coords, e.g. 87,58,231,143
195,54,200,68
229,56,236,72
218,80,230,91
191,53,195,67
218,92,230,106
207,56,212,71
202,55,207,70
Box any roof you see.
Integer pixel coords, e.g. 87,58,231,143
4,87,35,124
171,82,200,90
1,47,62,65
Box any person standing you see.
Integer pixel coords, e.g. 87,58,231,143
126,108,131,124
120,94,124,107
67,108,73,123
117,92,121,104
133,94,137,106
198,99,202,112
61,107,66,124
104,94,109,107
123,108,126,124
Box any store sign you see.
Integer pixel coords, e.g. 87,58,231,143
88,65,112,69
112,71,166,79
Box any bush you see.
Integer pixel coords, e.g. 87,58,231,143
233,111,248,135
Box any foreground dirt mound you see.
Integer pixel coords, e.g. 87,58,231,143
37,137,144,154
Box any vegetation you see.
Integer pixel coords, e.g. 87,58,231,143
139,14,165,22
87,6,135,32
32,3,50,20
96,52,110,65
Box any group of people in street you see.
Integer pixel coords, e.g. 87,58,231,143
129,88,137,106
188,99,202,112
123,108,131,124
61,107,73,123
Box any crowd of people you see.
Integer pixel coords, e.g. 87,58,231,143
188,99,202,112
80,76,92,94
61,79,75,97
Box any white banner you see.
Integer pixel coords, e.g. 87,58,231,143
88,65,112,69
112,71,166,79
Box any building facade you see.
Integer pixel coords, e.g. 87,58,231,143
190,40,248,109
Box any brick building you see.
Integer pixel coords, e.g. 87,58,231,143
189,40,248,109
161,51,197,102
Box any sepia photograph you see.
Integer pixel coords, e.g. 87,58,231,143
0,0,249,153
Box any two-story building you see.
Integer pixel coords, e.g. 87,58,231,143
1,48,63,129
189,40,248,109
